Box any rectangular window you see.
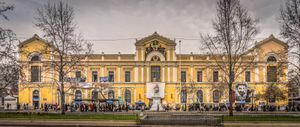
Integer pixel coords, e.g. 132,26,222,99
197,71,203,82
245,71,251,82
181,71,186,82
267,66,277,82
108,71,114,82
75,71,81,82
92,71,98,82
213,71,219,82
151,66,160,82
31,66,41,82
125,71,131,82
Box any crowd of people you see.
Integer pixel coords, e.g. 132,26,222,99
13,102,300,113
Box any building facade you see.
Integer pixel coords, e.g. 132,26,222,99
18,32,288,108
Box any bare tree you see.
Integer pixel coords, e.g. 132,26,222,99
201,0,258,116
256,83,287,106
0,2,20,95
279,0,300,95
34,1,92,115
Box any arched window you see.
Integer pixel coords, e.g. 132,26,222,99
31,55,41,61
108,90,115,100
266,55,278,82
75,90,82,101
267,56,277,62
213,90,220,103
125,90,131,103
267,66,277,82
32,90,39,108
196,90,203,103
91,90,98,101
180,90,187,103
31,66,41,82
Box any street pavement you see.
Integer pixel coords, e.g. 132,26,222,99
0,120,300,127
2,110,300,116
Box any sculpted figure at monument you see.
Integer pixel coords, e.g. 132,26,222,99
154,84,159,94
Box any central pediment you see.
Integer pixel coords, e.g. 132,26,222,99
135,32,176,46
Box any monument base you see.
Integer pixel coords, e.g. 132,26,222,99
149,97,165,112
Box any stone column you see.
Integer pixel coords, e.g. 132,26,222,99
255,66,259,82
141,67,144,82
162,66,165,82
134,66,138,83
146,66,150,82
118,66,121,82
173,67,177,83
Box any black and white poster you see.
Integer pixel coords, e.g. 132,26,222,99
235,84,251,103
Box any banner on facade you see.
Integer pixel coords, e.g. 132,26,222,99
100,76,109,82
80,82,91,88
235,84,251,103
146,82,165,98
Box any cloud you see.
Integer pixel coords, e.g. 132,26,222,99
1,0,284,54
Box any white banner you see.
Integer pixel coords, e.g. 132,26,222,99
146,82,165,98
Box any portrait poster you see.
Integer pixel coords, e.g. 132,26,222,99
235,84,251,103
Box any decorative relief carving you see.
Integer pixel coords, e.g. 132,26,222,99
145,40,166,57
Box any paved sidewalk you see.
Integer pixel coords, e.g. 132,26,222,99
0,120,300,127
0,120,139,127
2,110,300,116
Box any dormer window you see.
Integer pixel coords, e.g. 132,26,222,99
267,56,277,62
31,55,41,62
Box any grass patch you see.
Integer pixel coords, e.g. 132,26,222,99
0,112,138,120
1,112,300,122
224,115,300,121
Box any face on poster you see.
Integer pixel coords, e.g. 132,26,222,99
235,84,248,102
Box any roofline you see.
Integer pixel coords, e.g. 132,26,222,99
89,54,135,56
244,34,288,55
135,32,176,46
18,34,50,48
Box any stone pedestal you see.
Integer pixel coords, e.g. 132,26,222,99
149,97,165,112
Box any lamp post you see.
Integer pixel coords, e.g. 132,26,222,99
251,89,254,111
179,40,184,111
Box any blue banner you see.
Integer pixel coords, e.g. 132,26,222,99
33,97,39,101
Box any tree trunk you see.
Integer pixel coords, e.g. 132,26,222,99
298,43,300,71
59,65,65,115
228,84,233,116
60,83,65,115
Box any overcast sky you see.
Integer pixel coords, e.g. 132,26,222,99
1,0,285,54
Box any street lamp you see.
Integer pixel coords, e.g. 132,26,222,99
251,89,255,111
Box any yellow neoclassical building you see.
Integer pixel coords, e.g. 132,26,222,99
18,32,288,108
